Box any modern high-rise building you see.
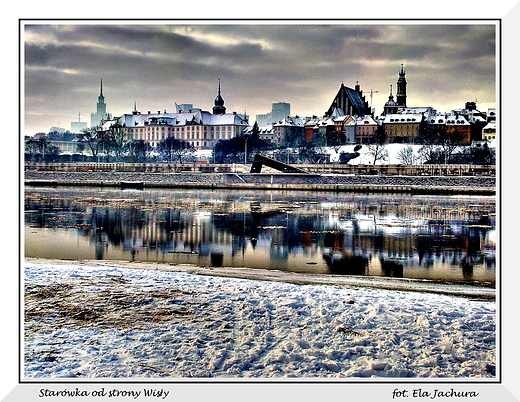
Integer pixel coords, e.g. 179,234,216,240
256,102,291,126
90,79,109,128
71,112,87,133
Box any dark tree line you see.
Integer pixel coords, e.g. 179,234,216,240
25,121,495,165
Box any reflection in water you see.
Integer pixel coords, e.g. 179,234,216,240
323,253,368,276
380,259,404,278
24,186,496,284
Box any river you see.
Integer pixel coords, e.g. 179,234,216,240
24,186,496,285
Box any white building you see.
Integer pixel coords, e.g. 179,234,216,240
104,84,250,150
106,109,249,150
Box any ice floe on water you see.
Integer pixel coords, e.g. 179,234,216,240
23,259,496,379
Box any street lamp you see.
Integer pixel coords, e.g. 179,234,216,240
244,137,248,164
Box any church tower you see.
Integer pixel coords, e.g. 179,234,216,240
384,85,398,115
212,79,226,114
396,64,407,108
90,79,108,127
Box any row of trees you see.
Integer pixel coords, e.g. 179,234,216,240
26,124,196,163
78,124,196,163
25,121,495,165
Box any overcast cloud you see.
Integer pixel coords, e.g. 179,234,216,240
23,22,497,135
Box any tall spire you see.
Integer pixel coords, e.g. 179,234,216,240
396,64,407,107
212,78,226,114
384,85,398,115
97,79,105,105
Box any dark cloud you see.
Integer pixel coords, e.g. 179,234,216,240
23,22,497,135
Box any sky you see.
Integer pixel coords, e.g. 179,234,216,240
23,21,497,136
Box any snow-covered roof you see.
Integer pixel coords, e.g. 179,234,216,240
445,115,470,126
319,117,335,126
243,124,273,134
113,110,249,128
428,115,446,125
333,115,350,122
483,121,496,130
273,116,305,127
305,118,321,126
465,113,487,123
400,106,437,117
383,113,424,124
356,115,378,125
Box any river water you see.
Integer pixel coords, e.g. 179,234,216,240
24,186,496,285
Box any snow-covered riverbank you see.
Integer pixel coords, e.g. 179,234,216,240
23,258,496,379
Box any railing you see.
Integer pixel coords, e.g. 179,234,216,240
24,162,495,176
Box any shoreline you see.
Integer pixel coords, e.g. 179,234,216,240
23,258,496,379
24,257,496,301
24,171,496,195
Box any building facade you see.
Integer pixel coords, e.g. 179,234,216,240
272,116,305,147
383,113,424,143
353,115,379,143
105,84,249,150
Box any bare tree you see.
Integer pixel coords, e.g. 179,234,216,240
397,146,416,164
128,140,154,162
157,137,195,163
25,136,60,162
366,142,389,165
78,127,104,160
105,123,128,161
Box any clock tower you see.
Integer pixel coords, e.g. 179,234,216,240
396,64,407,108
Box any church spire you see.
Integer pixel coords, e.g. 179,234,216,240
396,64,406,107
384,85,398,115
396,64,407,107
212,79,226,114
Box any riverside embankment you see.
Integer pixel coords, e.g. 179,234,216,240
24,169,496,195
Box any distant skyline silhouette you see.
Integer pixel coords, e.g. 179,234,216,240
23,21,497,135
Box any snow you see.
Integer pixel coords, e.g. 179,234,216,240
23,258,496,379
326,143,495,164
325,144,419,164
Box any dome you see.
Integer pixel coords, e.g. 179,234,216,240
212,79,226,114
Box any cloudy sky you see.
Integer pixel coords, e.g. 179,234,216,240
23,22,497,135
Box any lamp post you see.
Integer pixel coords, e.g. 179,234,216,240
244,137,248,164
